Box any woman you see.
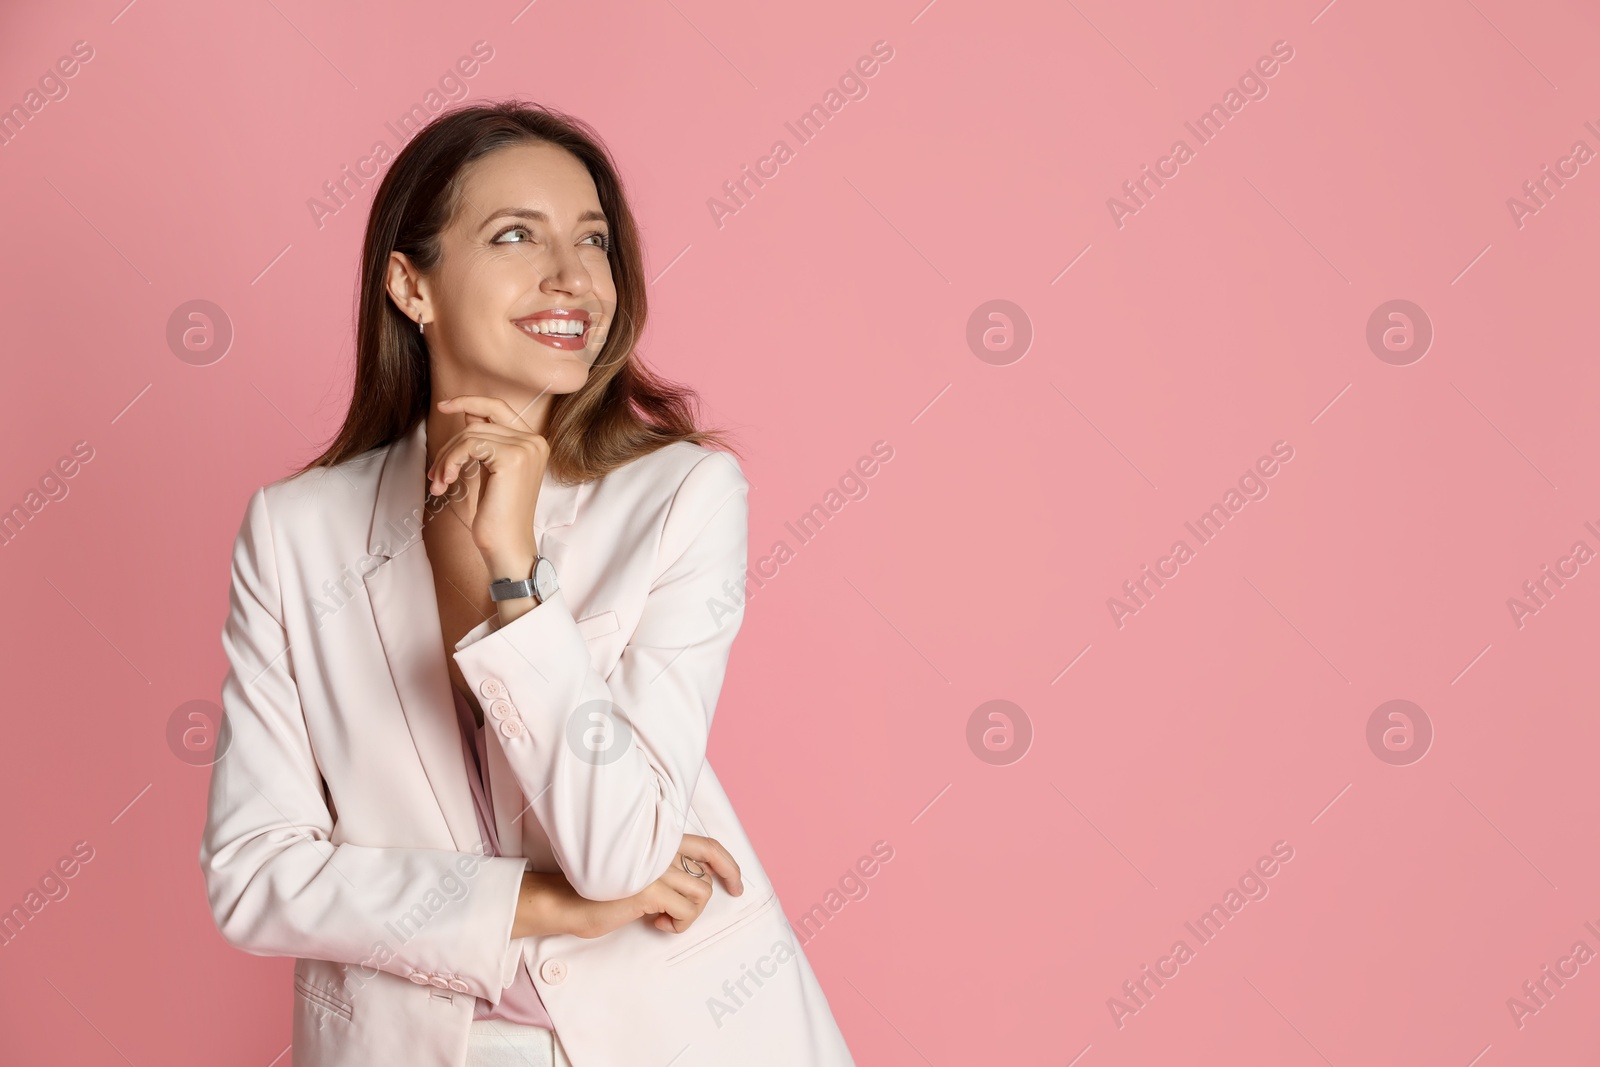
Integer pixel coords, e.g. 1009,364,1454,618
199,101,857,1067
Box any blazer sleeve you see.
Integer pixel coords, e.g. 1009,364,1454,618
451,450,750,901
199,486,531,999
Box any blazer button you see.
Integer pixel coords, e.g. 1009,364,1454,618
539,958,567,984
408,972,431,985
499,717,525,739
448,978,470,993
480,679,508,700
428,975,450,989
487,699,512,721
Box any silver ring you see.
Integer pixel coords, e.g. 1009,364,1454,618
680,856,706,878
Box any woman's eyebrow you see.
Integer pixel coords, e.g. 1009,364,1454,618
480,207,609,228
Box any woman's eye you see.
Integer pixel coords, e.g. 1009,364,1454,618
493,227,607,250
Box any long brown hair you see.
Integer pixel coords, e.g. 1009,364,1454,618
296,100,734,482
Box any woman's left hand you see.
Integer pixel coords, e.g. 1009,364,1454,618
426,395,550,579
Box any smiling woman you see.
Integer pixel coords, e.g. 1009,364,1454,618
198,101,858,1067
300,103,709,487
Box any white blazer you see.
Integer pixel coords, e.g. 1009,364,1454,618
199,418,857,1067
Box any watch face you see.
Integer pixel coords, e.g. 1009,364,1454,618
533,557,559,600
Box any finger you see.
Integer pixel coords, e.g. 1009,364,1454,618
428,436,499,496
658,863,714,907
679,834,744,896
437,394,536,432
425,420,533,475
427,425,548,494
428,430,539,494
643,884,701,933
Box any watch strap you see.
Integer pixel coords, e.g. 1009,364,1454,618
489,555,557,604
489,576,539,603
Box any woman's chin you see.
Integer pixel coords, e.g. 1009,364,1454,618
510,359,592,396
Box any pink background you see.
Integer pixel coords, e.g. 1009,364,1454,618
2,0,1598,1064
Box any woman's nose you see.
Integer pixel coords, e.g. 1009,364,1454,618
539,245,592,296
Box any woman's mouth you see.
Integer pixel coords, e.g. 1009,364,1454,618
513,308,592,351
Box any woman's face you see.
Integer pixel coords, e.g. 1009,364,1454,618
395,141,618,411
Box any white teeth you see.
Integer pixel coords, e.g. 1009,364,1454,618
521,318,586,336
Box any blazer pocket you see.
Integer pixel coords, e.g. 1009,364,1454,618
576,610,619,641
664,891,780,967
294,974,354,1021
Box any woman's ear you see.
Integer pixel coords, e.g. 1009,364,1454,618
384,250,431,327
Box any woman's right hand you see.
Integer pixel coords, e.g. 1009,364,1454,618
637,832,744,934
511,833,744,940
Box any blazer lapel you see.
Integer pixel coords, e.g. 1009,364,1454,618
361,418,583,858
364,539,480,852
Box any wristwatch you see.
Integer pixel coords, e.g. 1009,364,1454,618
489,556,559,604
